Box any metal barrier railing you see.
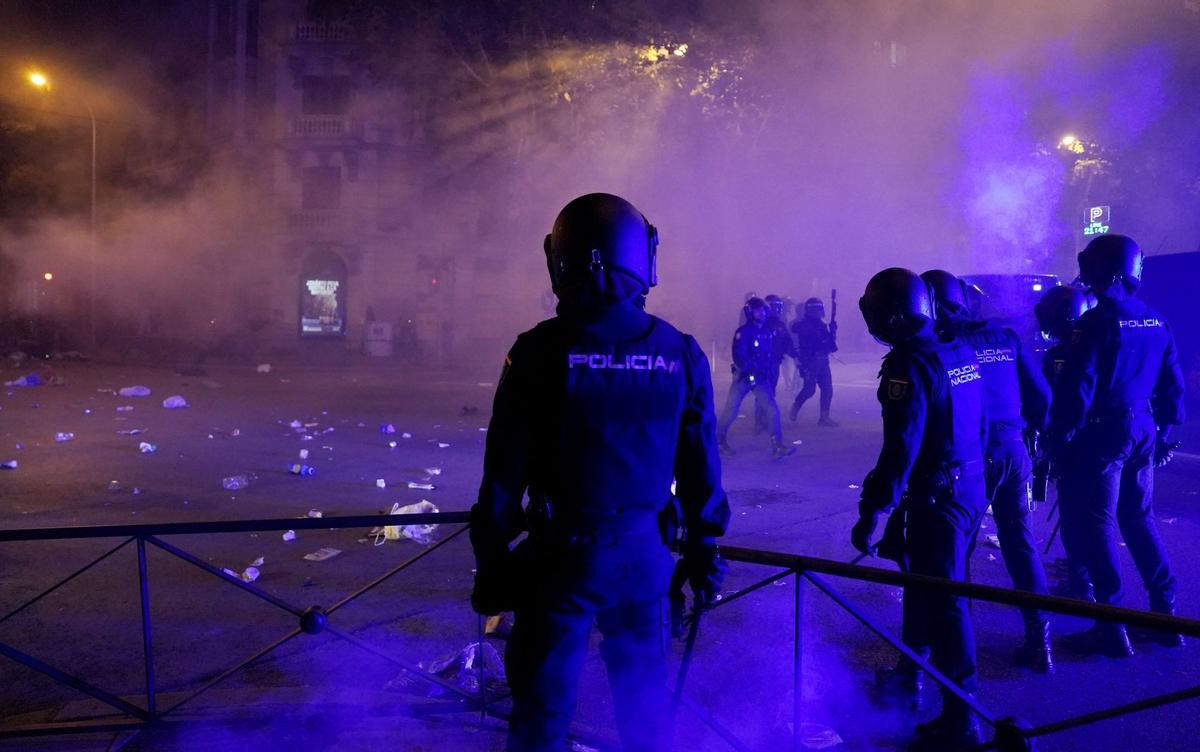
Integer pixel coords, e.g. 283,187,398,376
709,545,1200,752
2,517,1200,750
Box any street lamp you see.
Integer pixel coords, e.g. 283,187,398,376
27,69,97,350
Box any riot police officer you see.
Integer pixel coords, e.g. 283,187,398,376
470,193,731,751
790,297,839,426
852,268,989,749
922,269,1054,673
1034,285,1096,603
1047,234,1186,657
717,297,795,458
755,294,798,434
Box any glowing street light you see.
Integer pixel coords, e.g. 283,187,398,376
26,67,98,348
43,272,54,282
1058,134,1085,155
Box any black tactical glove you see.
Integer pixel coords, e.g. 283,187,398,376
851,503,884,555
682,537,728,609
1155,429,1181,469
471,558,511,616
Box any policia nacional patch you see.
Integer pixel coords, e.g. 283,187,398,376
886,378,910,401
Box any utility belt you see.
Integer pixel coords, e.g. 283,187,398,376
526,494,671,546
1086,400,1151,425
910,458,984,504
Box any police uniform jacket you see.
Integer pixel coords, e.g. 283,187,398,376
471,300,731,566
945,318,1050,433
862,334,989,514
731,322,777,385
792,317,837,364
1048,296,1186,445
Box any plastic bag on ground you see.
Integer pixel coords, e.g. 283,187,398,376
222,475,249,490
119,385,151,397
161,395,189,409
383,500,439,544
256,363,271,373
420,641,506,695
6,374,43,387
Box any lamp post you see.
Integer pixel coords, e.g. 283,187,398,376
27,70,97,350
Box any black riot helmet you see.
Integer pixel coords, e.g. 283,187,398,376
859,268,936,345
743,296,768,322
544,193,659,301
920,269,971,320
1034,285,1094,341
803,297,824,319
1077,234,1143,294
764,294,785,318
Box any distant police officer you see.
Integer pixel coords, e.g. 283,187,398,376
755,294,798,434
853,268,989,749
922,269,1054,674
790,297,839,426
470,193,731,751
1034,285,1096,603
717,297,795,459
1047,234,1186,657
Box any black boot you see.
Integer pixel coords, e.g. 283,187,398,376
1062,622,1133,659
1014,616,1054,674
771,441,796,459
875,664,923,713
1145,596,1185,648
910,696,982,751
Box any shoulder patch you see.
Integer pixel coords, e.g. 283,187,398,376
887,378,910,401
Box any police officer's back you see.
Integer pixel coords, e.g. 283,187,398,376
1047,234,1186,657
852,268,989,749
470,193,730,752
922,269,1054,673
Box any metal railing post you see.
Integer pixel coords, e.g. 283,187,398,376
793,570,803,752
136,537,156,717
478,615,487,724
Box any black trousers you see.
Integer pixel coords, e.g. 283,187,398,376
1062,413,1176,609
793,358,833,416
505,530,673,752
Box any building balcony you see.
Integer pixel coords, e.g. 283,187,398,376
283,208,369,240
291,22,353,44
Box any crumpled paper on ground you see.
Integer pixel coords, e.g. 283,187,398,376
380,500,439,544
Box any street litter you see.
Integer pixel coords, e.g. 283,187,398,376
222,475,249,490
132,488,142,495
401,432,412,439
407,482,435,491
54,432,75,443
299,449,309,459
437,442,450,449
116,428,147,435
161,395,189,409
1163,517,1178,524
116,405,134,412
303,547,342,562
387,441,397,448
118,386,151,397
282,530,296,542
376,478,387,489
138,442,157,454
256,363,272,373
240,567,260,583
798,722,843,750
985,534,1002,548
307,509,323,518
792,439,803,445
288,464,316,476
251,556,264,566
5,374,43,387
381,423,396,434
419,641,506,695
289,419,303,429
381,500,439,545
847,483,860,489
423,467,442,476
0,460,17,469
108,481,121,492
